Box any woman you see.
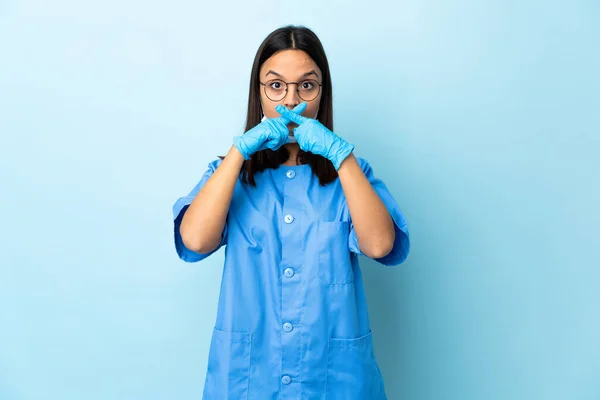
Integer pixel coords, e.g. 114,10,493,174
172,25,410,400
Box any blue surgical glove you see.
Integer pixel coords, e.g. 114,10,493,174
233,103,307,160
275,103,355,170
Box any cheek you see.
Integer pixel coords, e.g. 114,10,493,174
260,97,283,118
305,102,321,118
265,108,279,119
260,103,275,118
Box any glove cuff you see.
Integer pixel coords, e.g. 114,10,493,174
332,142,355,170
232,136,252,160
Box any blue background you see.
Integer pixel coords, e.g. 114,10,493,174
1,0,599,399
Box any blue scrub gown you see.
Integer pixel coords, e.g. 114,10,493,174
172,156,410,400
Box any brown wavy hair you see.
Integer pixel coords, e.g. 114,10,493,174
220,25,337,187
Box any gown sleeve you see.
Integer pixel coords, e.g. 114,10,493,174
348,157,410,266
172,158,228,262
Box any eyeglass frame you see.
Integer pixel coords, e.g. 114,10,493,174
259,79,323,102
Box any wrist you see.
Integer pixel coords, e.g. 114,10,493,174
228,144,247,162
232,136,251,160
331,141,355,171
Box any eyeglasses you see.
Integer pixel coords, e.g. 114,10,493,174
259,79,322,102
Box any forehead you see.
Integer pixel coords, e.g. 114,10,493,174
260,49,321,79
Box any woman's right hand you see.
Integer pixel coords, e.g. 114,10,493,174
233,102,307,160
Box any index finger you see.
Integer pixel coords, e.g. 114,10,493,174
273,102,307,124
276,104,307,125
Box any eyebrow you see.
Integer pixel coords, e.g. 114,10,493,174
265,69,319,80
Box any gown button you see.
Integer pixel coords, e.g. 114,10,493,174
284,268,295,278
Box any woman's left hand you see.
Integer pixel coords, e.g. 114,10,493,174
275,104,355,170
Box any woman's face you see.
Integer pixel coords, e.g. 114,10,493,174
259,49,323,132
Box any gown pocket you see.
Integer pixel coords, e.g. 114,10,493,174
326,330,386,400
318,221,354,284
202,327,252,400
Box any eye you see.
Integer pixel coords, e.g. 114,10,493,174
269,80,285,90
301,81,314,90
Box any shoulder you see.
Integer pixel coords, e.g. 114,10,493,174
197,157,225,179
352,155,373,175
354,155,369,167
206,157,224,173
187,157,226,193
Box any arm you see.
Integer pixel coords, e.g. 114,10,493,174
179,145,244,253
337,154,395,259
273,105,406,262
176,104,306,259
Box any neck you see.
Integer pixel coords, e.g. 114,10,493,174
282,143,301,166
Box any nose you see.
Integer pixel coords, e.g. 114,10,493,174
283,83,301,109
